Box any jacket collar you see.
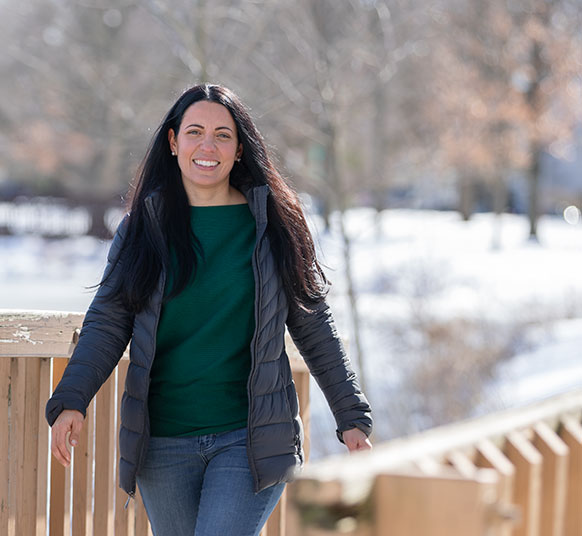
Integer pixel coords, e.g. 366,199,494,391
244,184,269,227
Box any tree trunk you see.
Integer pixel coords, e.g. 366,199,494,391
458,174,475,221
337,212,367,396
528,143,541,240
324,120,367,396
491,176,507,250
372,75,388,239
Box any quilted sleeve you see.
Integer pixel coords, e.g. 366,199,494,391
286,298,372,442
46,215,135,426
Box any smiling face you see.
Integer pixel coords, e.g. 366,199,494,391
168,100,243,205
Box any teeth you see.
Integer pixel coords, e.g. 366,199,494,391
194,159,219,167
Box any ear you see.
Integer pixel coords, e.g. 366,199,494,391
168,129,177,154
236,143,243,160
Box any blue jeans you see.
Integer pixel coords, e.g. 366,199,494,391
136,427,286,536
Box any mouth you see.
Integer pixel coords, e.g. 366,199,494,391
193,159,220,169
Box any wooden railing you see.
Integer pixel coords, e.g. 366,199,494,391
5,309,581,536
288,388,582,535
0,310,310,536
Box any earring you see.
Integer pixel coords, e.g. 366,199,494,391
171,151,176,156
236,157,241,162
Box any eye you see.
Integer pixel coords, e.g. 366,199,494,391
217,132,231,139
186,129,201,135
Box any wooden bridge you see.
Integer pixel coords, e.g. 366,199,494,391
1,310,581,535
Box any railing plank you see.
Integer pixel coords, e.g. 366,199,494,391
446,449,477,478
63,463,72,536
0,311,85,358
0,358,10,535
263,490,286,536
532,422,569,536
115,360,132,536
475,439,516,536
504,431,542,536
36,358,50,536
94,373,116,535
49,357,69,536
21,358,42,535
72,398,94,536
415,456,445,475
134,486,152,536
293,367,310,462
558,417,582,536
9,358,26,536
374,468,500,536
126,498,136,536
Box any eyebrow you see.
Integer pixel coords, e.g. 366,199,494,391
184,123,233,133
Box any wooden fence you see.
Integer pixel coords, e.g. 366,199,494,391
3,309,582,536
0,310,310,536
288,388,582,535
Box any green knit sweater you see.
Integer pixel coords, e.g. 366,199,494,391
148,203,256,437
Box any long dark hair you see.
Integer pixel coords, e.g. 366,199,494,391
108,83,328,313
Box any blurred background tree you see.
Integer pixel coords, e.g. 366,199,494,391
1,0,580,231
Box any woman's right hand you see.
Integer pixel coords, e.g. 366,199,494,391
50,409,84,467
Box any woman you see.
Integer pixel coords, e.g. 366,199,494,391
46,84,372,536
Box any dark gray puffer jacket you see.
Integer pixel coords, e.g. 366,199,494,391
46,184,372,496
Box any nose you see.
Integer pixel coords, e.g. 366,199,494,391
199,134,216,152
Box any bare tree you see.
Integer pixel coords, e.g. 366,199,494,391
0,2,180,202
429,0,582,239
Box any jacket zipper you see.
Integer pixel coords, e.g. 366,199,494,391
247,189,267,492
124,492,134,509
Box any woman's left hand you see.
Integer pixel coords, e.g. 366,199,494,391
342,428,372,452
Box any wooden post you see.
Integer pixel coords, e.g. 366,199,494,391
0,358,10,536
63,463,72,536
373,469,500,536
71,398,94,536
294,369,311,462
263,489,286,536
115,361,132,536
558,417,582,536
8,357,26,536
49,357,69,536
134,486,152,536
94,372,117,535
532,422,569,536
475,439,516,536
36,358,51,536
21,358,42,535
446,449,478,478
504,431,542,536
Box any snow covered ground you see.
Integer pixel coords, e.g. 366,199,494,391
308,208,582,457
1,208,581,458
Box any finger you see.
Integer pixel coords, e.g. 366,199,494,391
347,437,371,452
50,436,64,466
357,438,373,451
51,433,69,466
346,439,360,452
52,423,72,466
69,418,83,447
55,429,71,466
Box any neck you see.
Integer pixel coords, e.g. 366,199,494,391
185,184,246,207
